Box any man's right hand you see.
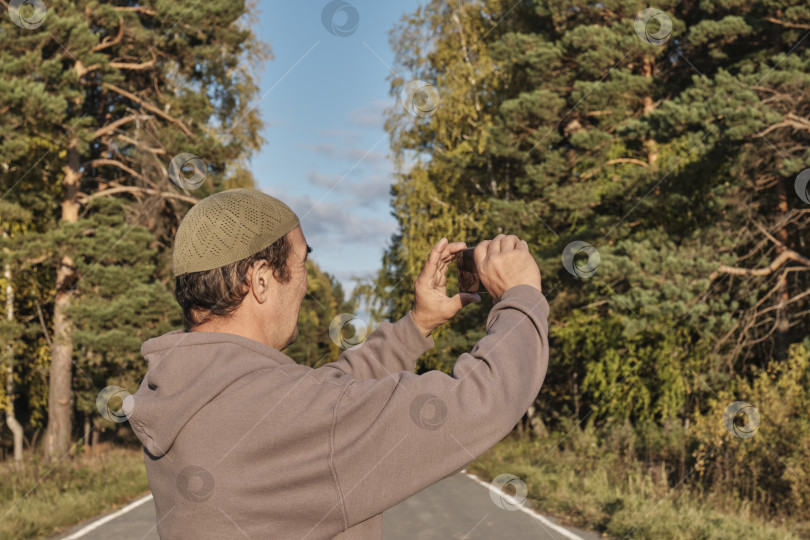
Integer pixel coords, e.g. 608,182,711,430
474,235,542,303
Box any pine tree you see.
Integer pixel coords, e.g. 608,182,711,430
379,0,809,426
0,0,268,461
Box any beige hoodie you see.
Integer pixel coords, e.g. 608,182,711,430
124,284,550,539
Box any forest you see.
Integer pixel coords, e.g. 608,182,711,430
1,0,809,538
361,0,810,532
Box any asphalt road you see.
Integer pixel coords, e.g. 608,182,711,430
50,472,601,540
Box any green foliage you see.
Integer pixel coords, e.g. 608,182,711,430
61,197,180,419
691,342,810,516
0,0,271,448
0,193,55,431
377,0,810,524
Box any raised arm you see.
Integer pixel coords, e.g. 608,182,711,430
328,284,550,531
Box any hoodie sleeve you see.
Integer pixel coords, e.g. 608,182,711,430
328,284,550,531
320,310,435,381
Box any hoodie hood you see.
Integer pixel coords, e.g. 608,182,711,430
124,329,296,458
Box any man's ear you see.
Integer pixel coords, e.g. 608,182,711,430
249,260,271,304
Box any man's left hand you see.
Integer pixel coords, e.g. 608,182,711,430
410,237,481,337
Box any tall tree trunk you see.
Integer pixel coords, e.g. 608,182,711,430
44,143,81,462
772,177,791,363
642,56,659,166
3,231,23,463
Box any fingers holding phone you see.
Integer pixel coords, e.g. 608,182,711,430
456,235,542,303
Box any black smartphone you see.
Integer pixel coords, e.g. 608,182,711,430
455,247,486,294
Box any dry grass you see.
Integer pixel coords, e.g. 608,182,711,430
0,445,149,540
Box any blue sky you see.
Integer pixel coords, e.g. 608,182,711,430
248,0,424,320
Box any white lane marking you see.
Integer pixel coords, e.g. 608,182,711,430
461,471,584,540
62,493,154,539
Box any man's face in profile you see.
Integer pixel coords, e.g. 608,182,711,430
276,225,310,349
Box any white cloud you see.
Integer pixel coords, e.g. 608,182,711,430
302,143,340,157
347,99,395,129
301,143,389,168
350,175,392,205
306,170,338,189
318,128,363,142
306,170,392,207
262,188,397,245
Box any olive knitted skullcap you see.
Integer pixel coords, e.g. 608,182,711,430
173,188,300,277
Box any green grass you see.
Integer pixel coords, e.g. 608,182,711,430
467,433,807,540
0,446,150,540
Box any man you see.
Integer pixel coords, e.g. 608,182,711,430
124,188,550,539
